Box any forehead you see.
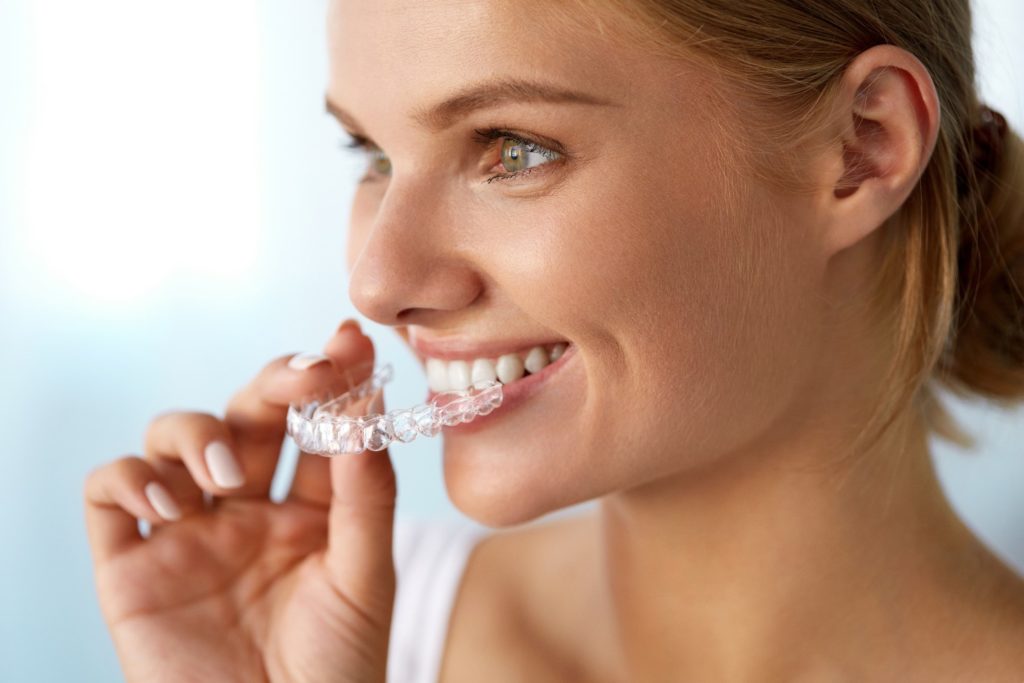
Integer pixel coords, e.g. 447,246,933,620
325,0,682,128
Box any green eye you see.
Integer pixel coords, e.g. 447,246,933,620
370,150,391,175
499,137,556,173
342,129,561,184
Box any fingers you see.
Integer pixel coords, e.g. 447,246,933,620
143,410,249,496
224,322,373,437
218,322,377,501
135,324,373,503
83,455,186,563
287,320,378,507
146,455,206,517
322,386,398,614
131,320,379,510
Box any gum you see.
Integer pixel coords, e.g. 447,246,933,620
286,361,503,456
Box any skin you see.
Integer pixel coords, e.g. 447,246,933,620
84,1,1024,681
333,0,1024,679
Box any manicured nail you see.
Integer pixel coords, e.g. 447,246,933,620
288,352,331,371
204,441,245,488
144,481,182,521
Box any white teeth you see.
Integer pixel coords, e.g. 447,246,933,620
447,360,471,391
424,342,569,390
524,346,550,374
427,358,449,392
471,358,498,385
495,353,525,384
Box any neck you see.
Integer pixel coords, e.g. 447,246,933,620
592,407,1002,681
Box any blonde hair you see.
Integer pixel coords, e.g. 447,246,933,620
558,0,1024,455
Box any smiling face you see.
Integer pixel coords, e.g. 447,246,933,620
326,0,840,526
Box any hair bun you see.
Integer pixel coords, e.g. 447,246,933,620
972,104,1008,177
945,105,1024,403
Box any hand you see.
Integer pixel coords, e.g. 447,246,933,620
83,321,397,683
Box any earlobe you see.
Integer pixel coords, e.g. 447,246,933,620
822,45,941,255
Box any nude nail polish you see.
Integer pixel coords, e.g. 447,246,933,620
288,352,331,371
144,481,182,521
204,441,245,488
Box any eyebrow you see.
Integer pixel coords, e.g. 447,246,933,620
325,77,620,134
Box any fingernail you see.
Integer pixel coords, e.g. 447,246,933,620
204,441,245,488
288,352,331,371
144,481,182,521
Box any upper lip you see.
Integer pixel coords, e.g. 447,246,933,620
406,330,570,362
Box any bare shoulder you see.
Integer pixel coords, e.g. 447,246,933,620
437,510,1024,681
438,509,600,683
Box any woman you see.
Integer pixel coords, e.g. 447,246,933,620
84,0,1024,680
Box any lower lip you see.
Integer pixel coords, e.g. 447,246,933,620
425,344,578,434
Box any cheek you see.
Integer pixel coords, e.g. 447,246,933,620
345,136,823,521
554,152,823,477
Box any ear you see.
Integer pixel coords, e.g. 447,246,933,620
818,44,941,255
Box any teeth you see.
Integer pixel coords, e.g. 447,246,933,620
524,346,549,374
424,343,568,392
447,360,471,391
427,358,448,392
471,358,497,385
495,353,525,384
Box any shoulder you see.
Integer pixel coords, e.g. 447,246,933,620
438,508,601,682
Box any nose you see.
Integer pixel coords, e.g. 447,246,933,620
346,177,484,327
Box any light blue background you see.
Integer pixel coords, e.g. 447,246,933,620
0,1,1021,680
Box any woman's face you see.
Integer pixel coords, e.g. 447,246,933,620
327,0,832,526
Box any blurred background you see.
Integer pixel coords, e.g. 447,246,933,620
0,0,1021,680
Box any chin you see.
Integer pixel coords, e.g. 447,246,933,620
440,437,580,528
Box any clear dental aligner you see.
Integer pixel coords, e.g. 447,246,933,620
285,362,503,456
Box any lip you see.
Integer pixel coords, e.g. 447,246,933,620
408,329,570,363
426,342,579,434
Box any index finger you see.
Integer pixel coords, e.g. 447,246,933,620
221,322,378,500
223,323,376,436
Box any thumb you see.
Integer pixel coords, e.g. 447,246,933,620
323,385,398,614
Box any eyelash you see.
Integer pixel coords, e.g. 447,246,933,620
339,128,563,184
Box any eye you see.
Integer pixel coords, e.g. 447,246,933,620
339,128,565,184
340,133,391,182
473,128,564,183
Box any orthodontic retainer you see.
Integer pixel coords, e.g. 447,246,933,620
285,361,503,456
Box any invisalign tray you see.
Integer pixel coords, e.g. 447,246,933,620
285,360,503,456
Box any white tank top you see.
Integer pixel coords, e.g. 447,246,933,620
387,518,490,683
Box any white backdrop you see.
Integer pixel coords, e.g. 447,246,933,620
0,1,1021,680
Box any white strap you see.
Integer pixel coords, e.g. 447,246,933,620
388,518,489,683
